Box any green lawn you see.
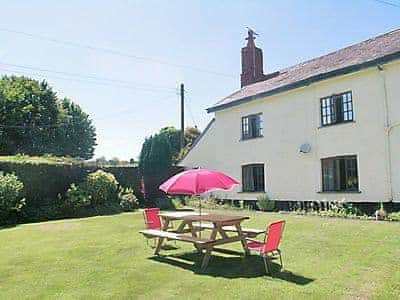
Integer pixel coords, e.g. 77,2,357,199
0,211,399,299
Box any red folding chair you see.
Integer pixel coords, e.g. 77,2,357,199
143,208,174,248
143,208,162,230
245,220,285,275
143,208,162,247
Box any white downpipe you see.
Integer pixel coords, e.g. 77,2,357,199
379,65,396,201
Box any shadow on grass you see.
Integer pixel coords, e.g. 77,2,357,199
150,251,314,284
0,223,18,231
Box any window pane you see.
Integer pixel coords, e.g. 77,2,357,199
242,164,264,192
322,155,358,192
345,157,358,190
322,159,335,191
242,113,263,138
242,117,249,138
320,92,353,126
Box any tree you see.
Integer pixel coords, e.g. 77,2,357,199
180,126,201,159
108,157,120,166
55,98,96,159
0,76,96,159
96,156,108,166
0,76,59,155
138,126,200,201
157,126,201,162
138,133,173,200
159,126,181,160
139,134,172,176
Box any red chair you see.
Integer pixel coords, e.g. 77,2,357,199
245,220,285,275
143,208,175,248
143,208,162,230
143,208,162,247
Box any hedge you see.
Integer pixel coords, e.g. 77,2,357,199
0,161,141,204
0,156,142,223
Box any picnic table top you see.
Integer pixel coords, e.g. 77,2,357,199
180,214,249,224
159,211,204,219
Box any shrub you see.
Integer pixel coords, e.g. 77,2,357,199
153,198,175,210
0,172,25,223
386,211,400,222
83,170,118,205
65,183,91,210
329,201,363,216
171,197,184,209
256,194,275,211
118,188,139,211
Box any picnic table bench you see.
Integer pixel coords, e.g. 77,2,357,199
139,211,264,269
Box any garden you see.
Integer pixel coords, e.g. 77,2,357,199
1,75,400,299
0,210,399,299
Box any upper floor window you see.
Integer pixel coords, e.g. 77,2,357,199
242,164,265,192
242,113,263,139
320,91,353,126
321,155,359,192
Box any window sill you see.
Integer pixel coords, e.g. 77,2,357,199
240,135,264,142
318,120,355,129
317,190,362,194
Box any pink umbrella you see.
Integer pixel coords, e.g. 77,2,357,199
159,169,240,226
160,168,239,196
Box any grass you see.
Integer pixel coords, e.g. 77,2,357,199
0,210,399,299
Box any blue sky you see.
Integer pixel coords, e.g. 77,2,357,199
0,0,399,160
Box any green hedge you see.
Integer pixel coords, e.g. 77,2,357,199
0,156,142,223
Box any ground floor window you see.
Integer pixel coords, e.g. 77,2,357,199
321,155,358,192
242,164,265,192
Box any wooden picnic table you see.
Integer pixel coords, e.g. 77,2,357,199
156,211,252,269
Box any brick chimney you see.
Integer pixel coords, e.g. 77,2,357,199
240,29,266,87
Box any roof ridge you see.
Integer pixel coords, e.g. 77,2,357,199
274,28,400,75
209,27,400,111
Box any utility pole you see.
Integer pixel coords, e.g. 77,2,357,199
180,83,185,151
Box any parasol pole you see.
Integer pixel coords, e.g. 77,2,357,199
198,194,202,239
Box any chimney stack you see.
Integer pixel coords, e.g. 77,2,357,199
240,28,266,87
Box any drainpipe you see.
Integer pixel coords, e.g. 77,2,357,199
377,64,395,201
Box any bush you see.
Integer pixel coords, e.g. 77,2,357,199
256,194,275,211
153,198,175,210
65,183,91,210
0,172,25,223
118,188,139,211
83,170,118,205
171,197,184,209
386,211,400,222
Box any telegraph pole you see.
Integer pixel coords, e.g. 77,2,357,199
180,83,185,151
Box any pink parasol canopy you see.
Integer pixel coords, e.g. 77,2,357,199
159,168,239,196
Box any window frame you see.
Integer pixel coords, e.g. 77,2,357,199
241,163,265,192
321,155,359,192
241,113,263,140
320,91,354,127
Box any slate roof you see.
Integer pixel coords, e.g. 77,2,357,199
207,28,400,113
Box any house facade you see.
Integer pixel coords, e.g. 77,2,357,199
181,29,400,203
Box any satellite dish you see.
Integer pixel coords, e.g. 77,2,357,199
299,143,311,153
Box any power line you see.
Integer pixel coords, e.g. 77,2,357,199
95,94,178,121
0,62,177,91
0,66,178,95
0,62,178,93
185,95,198,128
0,27,236,79
0,92,179,129
372,0,400,8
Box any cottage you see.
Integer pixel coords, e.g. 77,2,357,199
180,29,400,204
